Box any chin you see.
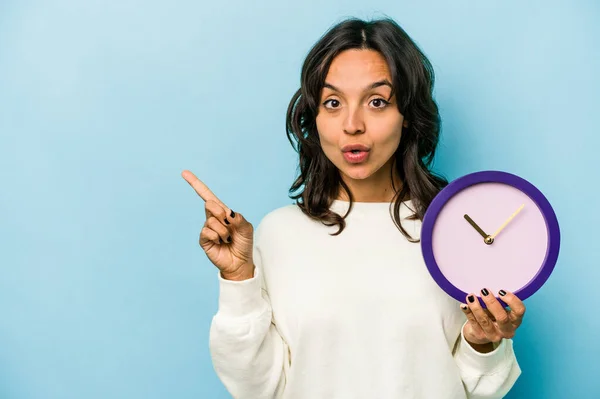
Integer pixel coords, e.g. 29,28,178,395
340,165,373,180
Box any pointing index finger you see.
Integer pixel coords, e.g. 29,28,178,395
181,170,226,207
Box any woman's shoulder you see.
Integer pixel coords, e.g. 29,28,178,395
254,203,310,240
257,203,302,228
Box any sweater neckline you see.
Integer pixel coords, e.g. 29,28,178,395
330,199,413,206
329,199,415,217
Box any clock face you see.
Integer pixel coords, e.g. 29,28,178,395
421,171,560,307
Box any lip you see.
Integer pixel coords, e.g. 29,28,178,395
343,150,370,164
341,144,371,152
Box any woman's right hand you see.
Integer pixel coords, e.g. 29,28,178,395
181,170,255,281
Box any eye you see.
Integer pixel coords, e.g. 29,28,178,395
370,98,390,109
323,99,340,109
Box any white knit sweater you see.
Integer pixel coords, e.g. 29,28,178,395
209,200,521,399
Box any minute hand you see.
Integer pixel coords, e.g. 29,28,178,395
490,204,525,239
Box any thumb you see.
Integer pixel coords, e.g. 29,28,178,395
460,303,478,325
228,209,253,237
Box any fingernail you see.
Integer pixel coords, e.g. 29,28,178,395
499,290,507,296
460,304,468,310
230,210,236,218
224,218,230,225
227,235,231,243
468,295,475,303
481,288,489,296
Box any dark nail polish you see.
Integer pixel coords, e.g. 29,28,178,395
224,218,230,225
230,210,235,218
468,295,475,303
499,290,507,296
481,288,489,296
227,235,231,243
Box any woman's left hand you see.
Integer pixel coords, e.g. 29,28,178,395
460,288,526,346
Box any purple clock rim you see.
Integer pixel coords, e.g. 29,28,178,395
421,170,561,306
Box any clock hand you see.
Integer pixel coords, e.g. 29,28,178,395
490,204,525,239
464,214,489,239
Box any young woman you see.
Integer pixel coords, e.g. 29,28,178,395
182,16,525,399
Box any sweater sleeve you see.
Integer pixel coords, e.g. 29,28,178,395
208,232,289,399
453,320,522,399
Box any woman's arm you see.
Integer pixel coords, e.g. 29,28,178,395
453,320,522,399
209,237,289,399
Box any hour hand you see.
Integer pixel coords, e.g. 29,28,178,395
464,214,488,239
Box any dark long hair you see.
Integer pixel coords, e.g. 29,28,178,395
285,17,448,241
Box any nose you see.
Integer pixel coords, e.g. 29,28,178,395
342,105,365,135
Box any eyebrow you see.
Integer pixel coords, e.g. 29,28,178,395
323,79,393,94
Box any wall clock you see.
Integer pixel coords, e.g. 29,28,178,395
421,170,560,308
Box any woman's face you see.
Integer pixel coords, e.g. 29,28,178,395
316,49,408,190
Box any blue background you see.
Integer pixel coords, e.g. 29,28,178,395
1,0,598,398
